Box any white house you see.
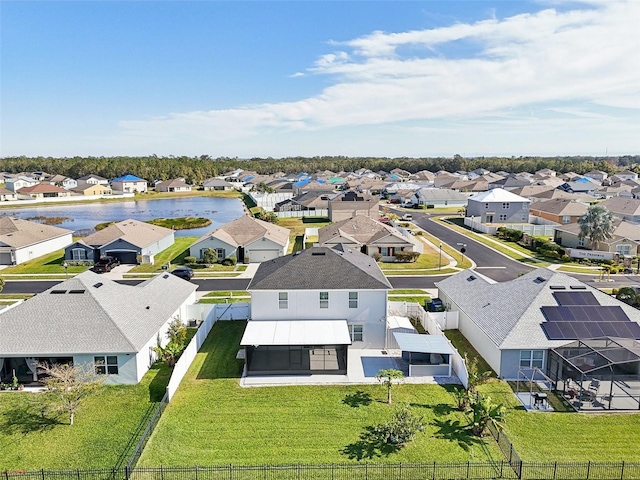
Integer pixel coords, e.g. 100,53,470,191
77,174,109,186
241,246,392,376
110,174,148,193
0,217,73,265
5,176,39,192
155,179,192,193
189,215,290,263
65,219,175,264
465,188,531,223
0,271,197,385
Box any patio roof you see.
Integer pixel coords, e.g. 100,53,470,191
240,320,352,347
551,337,640,374
392,333,454,355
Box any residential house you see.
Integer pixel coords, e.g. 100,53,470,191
71,183,113,196
77,174,109,186
111,174,148,193
412,188,469,207
612,170,639,183
64,219,175,264
189,215,290,263
585,170,609,182
0,271,197,385
318,215,420,261
0,217,73,265
489,175,531,191
557,180,599,195
274,190,332,213
5,176,39,192
240,246,392,376
600,198,640,223
466,188,530,224
535,168,557,177
48,175,78,190
155,178,192,193
17,183,71,199
554,219,640,256
0,187,17,201
202,178,234,191
435,267,640,379
328,191,379,222
529,199,588,224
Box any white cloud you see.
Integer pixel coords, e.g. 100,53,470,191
117,1,640,155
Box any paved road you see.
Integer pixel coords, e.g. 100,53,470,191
410,212,535,282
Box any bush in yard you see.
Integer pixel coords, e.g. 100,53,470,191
221,256,237,266
184,256,197,265
426,204,435,209
372,253,382,262
561,254,570,262
394,251,420,263
372,404,425,445
496,227,523,242
469,394,505,437
201,248,218,265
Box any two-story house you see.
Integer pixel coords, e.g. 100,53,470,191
240,247,392,376
110,174,148,193
465,188,530,224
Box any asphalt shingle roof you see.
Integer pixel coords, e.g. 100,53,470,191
0,217,71,248
79,219,174,249
248,246,392,291
0,270,197,355
194,215,290,248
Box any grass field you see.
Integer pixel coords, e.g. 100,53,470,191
0,364,171,470
139,321,504,466
0,250,91,275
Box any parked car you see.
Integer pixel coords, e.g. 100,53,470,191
92,256,120,273
402,213,413,221
171,266,194,281
425,298,445,312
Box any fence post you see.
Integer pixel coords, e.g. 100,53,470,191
553,461,557,479
41,469,45,480
125,465,130,480
620,461,625,480
586,460,591,479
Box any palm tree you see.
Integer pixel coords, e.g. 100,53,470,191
578,205,615,250
376,368,404,404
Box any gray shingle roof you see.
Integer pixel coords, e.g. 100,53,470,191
0,217,72,248
0,271,197,356
193,215,290,248
318,216,409,246
249,246,392,291
79,219,174,249
436,267,640,350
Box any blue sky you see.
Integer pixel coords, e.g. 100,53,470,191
1,1,638,158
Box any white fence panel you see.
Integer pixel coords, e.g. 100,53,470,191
213,302,250,321
275,209,328,218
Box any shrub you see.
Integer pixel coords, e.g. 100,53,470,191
561,254,570,262
201,248,218,265
496,227,523,242
184,256,197,265
413,204,426,210
372,253,382,262
372,404,425,445
221,256,237,266
394,251,421,263
426,204,435,209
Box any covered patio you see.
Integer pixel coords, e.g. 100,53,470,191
240,320,351,376
547,337,640,411
392,332,453,377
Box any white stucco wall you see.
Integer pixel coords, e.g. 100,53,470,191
12,233,73,265
141,233,175,257
251,289,388,349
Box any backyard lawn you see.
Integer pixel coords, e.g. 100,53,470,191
0,363,171,470
139,321,504,466
0,250,91,275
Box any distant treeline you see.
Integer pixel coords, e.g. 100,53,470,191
0,155,638,184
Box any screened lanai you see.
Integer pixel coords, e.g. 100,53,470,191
547,337,640,411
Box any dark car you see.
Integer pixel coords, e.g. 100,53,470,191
92,256,120,273
171,267,194,281
425,298,445,312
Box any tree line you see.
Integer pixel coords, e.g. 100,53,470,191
0,154,636,185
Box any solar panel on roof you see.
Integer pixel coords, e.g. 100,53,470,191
553,291,599,306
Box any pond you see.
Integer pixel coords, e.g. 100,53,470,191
0,196,246,237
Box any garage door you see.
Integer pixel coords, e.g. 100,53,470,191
0,252,13,265
105,250,138,264
248,250,278,262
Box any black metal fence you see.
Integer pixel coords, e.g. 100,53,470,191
3,463,640,480
486,421,522,475
125,392,169,470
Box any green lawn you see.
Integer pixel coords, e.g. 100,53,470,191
0,363,171,470
139,321,503,465
0,250,91,275
388,296,430,303
418,231,473,269
380,253,440,270
129,237,198,273
198,297,249,304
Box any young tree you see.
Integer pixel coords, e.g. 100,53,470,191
201,247,218,265
36,362,105,426
469,394,505,437
154,318,188,367
578,205,615,250
376,368,404,404
464,352,492,393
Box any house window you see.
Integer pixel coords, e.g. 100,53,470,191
562,215,571,224
349,324,363,342
94,355,118,375
72,248,87,260
380,247,394,256
485,203,489,209
502,203,510,209
278,292,288,309
519,350,544,369
319,291,329,308
349,292,358,308
578,238,585,247
616,244,631,255
215,248,225,259
499,214,507,221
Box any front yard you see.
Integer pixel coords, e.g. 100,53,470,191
0,363,171,470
